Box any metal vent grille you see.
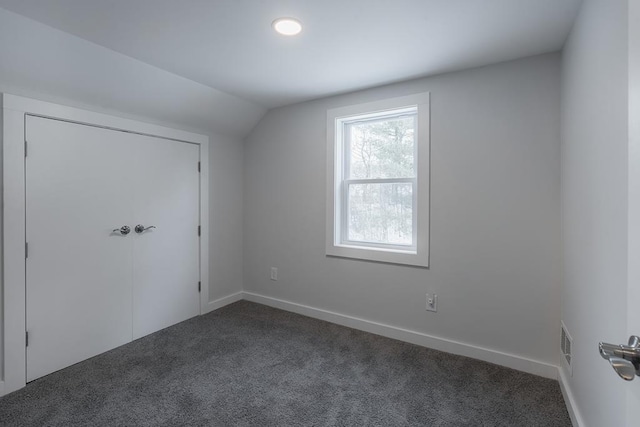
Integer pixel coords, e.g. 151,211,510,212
561,322,573,374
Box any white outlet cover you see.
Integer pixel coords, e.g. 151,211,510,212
426,293,437,312
270,267,278,281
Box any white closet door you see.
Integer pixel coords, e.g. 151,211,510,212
25,117,135,381
129,134,200,340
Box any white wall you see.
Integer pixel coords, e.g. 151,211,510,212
560,0,629,426
0,7,247,382
244,53,562,370
628,0,640,421
208,135,244,302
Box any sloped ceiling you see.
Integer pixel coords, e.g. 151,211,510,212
0,0,582,109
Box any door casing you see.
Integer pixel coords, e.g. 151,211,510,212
1,93,210,396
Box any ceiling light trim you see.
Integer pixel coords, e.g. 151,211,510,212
272,17,302,36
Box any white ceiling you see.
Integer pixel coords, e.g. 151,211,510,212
0,0,582,108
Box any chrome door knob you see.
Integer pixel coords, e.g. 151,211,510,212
134,224,156,234
599,335,640,381
607,356,637,381
113,225,131,235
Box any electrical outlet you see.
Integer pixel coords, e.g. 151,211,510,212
270,267,278,281
426,293,437,312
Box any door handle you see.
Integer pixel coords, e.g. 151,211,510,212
134,224,156,234
112,226,131,235
599,335,640,380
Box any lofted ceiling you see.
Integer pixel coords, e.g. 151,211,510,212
0,0,582,109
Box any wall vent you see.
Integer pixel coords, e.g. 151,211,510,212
561,321,573,375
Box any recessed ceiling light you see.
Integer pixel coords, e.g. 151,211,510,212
272,17,302,36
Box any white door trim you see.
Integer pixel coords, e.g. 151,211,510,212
1,93,210,396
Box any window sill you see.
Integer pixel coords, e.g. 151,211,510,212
326,243,429,268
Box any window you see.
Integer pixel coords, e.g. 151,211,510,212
326,92,430,267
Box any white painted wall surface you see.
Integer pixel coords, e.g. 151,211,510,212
628,0,640,422
208,135,244,302
244,54,562,368
560,0,629,425
0,8,246,382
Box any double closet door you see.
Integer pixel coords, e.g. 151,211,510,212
25,116,200,382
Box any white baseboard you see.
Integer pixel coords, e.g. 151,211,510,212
558,367,584,427
204,291,243,314
242,291,558,379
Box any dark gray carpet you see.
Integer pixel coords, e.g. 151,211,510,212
0,301,571,426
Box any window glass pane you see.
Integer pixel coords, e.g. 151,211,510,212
347,115,415,179
347,183,413,246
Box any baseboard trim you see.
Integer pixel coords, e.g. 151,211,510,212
242,291,558,379
205,291,243,314
558,367,584,427
0,380,5,397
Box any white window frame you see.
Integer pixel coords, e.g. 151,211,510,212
326,92,430,267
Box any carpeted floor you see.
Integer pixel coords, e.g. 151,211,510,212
0,301,571,426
